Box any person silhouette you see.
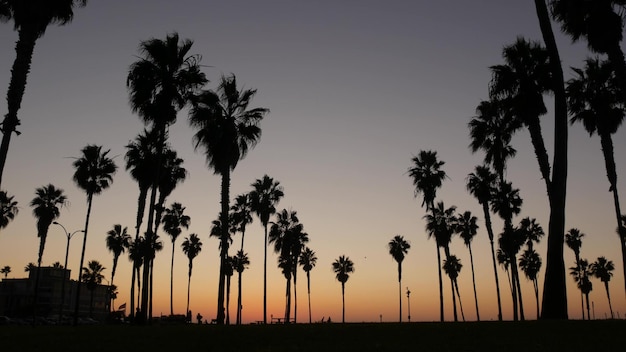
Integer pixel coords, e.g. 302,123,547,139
196,312,203,324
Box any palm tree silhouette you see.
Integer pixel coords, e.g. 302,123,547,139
127,33,206,321
249,175,284,324
145,232,163,320
231,193,253,251
570,258,593,320
442,255,465,321
128,236,144,318
1,265,10,278
24,262,35,273
0,0,88,187
567,57,626,298
332,255,354,323
153,149,187,234
72,144,116,325
105,224,130,311
181,233,202,319
299,247,317,323
81,260,105,318
408,150,446,321
388,235,410,322
232,250,250,325
466,165,503,321
456,211,480,321
189,75,268,324
519,217,545,251
590,256,615,319
162,202,190,316
519,248,542,319
0,190,18,230
566,228,586,319
225,256,234,324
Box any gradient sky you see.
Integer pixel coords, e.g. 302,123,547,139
1,0,625,323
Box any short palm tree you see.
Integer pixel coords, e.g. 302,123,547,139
519,217,545,251
153,149,187,233
570,258,593,320
162,202,190,316
249,175,284,323
232,250,250,325
456,210,480,321
181,233,202,318
566,227,585,319
567,57,626,297
590,256,615,319
1,265,10,278
128,237,144,318
332,255,354,323
408,149,446,321
231,193,253,251
519,248,542,319
24,262,35,273
0,0,88,187
442,255,465,322
105,224,130,309
299,247,317,323
81,260,105,318
388,235,410,322
0,190,18,230
189,75,268,325
72,144,116,324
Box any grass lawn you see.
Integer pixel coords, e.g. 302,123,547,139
0,320,623,352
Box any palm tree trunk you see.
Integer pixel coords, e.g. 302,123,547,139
435,244,444,322
514,261,525,321
534,278,540,320
468,244,480,321
599,133,626,300
450,277,458,322
535,0,569,320
284,276,291,323
341,282,345,323
240,229,245,252
111,256,118,312
509,253,519,321
0,28,38,188
149,258,154,320
236,270,242,324
130,186,148,320
585,292,591,320
186,266,192,319
604,281,614,319
398,261,402,323
483,203,503,321
170,243,175,316
307,271,312,324
216,168,231,325
263,223,268,324
526,116,552,196
74,194,94,325
226,274,231,324
454,278,465,322
33,228,49,320
293,265,298,323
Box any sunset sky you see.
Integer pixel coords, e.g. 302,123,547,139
1,0,625,323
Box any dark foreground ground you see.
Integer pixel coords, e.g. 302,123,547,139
0,320,623,352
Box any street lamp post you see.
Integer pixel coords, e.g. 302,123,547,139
53,222,83,323
406,287,411,322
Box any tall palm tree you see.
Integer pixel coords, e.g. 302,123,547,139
0,190,18,230
456,211,480,321
519,248,542,319
0,0,88,188
128,236,144,319
408,150,446,321
81,260,105,318
299,247,317,323
232,250,250,325
72,144,116,325
443,255,465,322
566,228,586,319
332,255,354,323
231,193,253,251
570,259,593,320
466,165,503,321
127,33,206,320
162,202,190,316
388,235,410,322
105,224,130,310
1,265,10,278
249,175,284,324
181,233,202,318
567,57,626,297
189,74,268,324
590,256,615,319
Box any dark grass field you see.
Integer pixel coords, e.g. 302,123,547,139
1,320,624,352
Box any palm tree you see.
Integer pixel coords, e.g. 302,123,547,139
570,259,593,320
466,165,503,321
231,193,253,251
128,236,144,319
1,265,10,278
388,235,410,322
408,150,446,321
24,262,35,273
0,0,88,187
519,248,542,319
519,217,545,251
181,233,202,318
232,250,250,325
443,255,465,321
332,255,354,323
81,260,105,318
456,211,480,321
72,144,116,325
590,256,615,319
153,149,187,234
249,175,284,324
225,256,234,324
567,57,626,297
127,33,206,320
0,190,18,230
162,202,190,316
566,227,585,319
105,224,130,310
189,74,268,324
299,247,317,323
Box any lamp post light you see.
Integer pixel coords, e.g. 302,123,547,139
406,287,411,322
53,221,83,323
